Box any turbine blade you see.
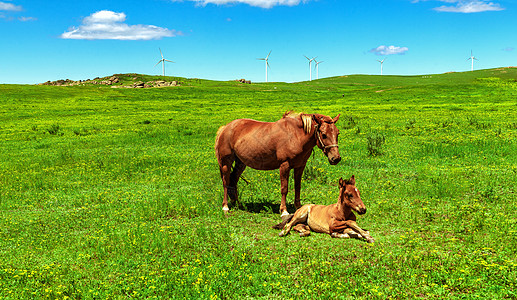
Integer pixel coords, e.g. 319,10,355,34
266,50,271,60
164,59,175,63
155,60,162,67
304,55,310,60
159,48,164,59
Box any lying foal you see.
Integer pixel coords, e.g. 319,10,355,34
274,176,374,243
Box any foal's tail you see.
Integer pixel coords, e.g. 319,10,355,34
272,214,294,230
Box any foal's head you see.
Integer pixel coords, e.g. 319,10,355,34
313,114,341,165
339,175,366,215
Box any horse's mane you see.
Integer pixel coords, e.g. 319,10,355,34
283,111,312,134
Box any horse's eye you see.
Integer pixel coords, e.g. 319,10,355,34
322,134,327,139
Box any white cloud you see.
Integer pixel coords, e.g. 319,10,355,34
19,16,36,21
369,45,409,56
60,10,179,40
427,0,504,13
0,1,22,11
173,0,308,9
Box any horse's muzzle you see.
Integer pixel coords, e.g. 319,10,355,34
356,207,366,215
329,156,341,165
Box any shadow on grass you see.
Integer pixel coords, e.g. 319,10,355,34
230,201,297,215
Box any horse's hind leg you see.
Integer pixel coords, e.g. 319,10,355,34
218,155,234,213
292,224,311,237
279,205,310,237
229,157,246,206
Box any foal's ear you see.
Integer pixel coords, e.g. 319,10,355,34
349,175,356,186
333,114,341,123
339,177,344,187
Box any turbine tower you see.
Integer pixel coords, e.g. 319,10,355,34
314,59,324,80
377,58,386,75
257,50,272,82
155,48,174,76
304,56,316,81
467,50,478,71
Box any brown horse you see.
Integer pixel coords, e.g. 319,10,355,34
215,111,341,216
274,176,374,243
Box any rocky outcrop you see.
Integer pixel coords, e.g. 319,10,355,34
236,79,251,84
39,75,181,88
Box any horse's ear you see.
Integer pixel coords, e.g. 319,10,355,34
333,114,341,123
349,175,356,186
339,177,344,187
312,114,323,125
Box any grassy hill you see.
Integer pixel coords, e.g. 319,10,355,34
1,68,516,298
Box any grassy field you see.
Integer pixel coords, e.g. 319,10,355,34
1,69,516,299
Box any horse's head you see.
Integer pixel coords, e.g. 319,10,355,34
313,114,341,165
339,175,366,215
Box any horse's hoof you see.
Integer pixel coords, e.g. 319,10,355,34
279,231,285,237
367,238,375,244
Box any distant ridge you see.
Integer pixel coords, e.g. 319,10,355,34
35,67,517,87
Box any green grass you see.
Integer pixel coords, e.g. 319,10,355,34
1,68,516,299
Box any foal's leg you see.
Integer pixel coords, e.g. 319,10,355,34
331,220,374,243
292,224,311,237
345,220,374,243
279,162,291,217
331,228,361,239
229,158,246,206
279,205,310,237
293,166,305,210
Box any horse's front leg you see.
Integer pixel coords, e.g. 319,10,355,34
331,228,357,239
293,166,305,209
331,220,374,243
344,220,374,243
279,162,291,217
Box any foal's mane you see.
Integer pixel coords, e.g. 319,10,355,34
283,111,312,134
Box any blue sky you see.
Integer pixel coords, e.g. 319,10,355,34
1,0,516,84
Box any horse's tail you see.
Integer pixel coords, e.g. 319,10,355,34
214,124,227,161
272,214,294,230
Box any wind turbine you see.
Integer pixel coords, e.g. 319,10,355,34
155,48,174,76
314,59,324,80
304,56,316,81
467,50,478,71
257,50,271,82
377,58,386,75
